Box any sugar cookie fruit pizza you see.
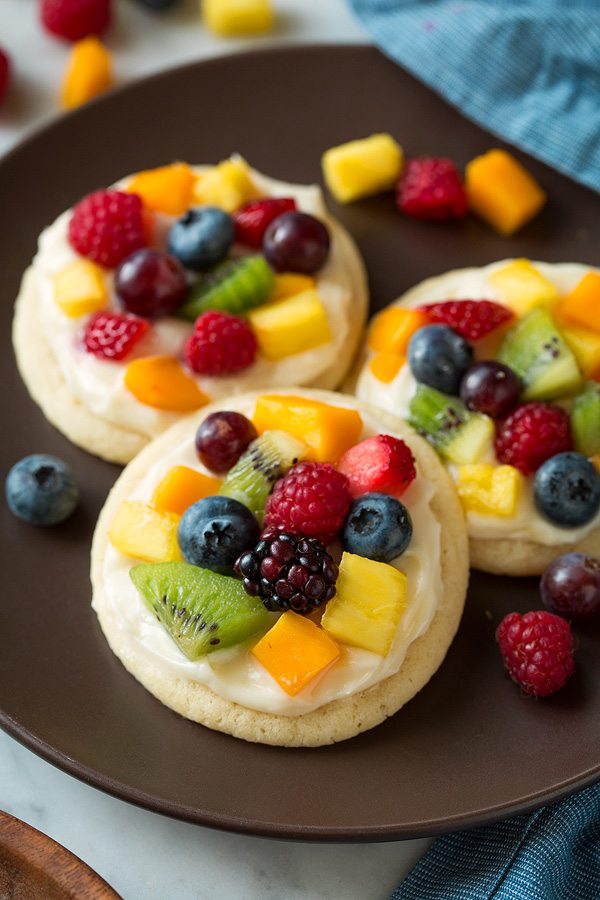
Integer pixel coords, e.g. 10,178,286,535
91,389,468,746
353,260,600,576
13,159,367,464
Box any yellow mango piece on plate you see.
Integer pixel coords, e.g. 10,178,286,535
128,163,195,216
203,0,274,35
488,259,559,317
253,395,363,462
61,37,112,110
152,466,222,516
369,350,405,383
368,307,428,353
248,290,331,361
124,356,208,411
252,611,340,696
466,149,546,235
193,158,261,212
270,273,316,303
322,133,404,203
321,553,407,657
53,259,107,317
109,501,182,563
456,464,522,517
557,272,600,334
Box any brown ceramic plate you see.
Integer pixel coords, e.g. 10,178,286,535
0,810,119,899
1,46,599,841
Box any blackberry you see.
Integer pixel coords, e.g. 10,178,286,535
234,532,338,615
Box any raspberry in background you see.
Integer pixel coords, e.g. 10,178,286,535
0,48,10,106
68,190,147,269
494,402,573,475
41,0,112,41
496,610,574,697
83,311,149,360
265,461,351,544
233,198,297,249
337,434,416,499
185,311,257,376
420,300,514,341
397,157,469,221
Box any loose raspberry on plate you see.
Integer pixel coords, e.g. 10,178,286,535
68,190,147,268
83,311,149,361
496,610,574,697
184,311,257,376
337,434,416,499
233,198,297,249
41,0,112,41
265,461,351,544
396,157,469,221
494,403,573,475
420,300,514,342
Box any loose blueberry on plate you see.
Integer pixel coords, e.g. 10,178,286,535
178,495,260,574
534,452,600,527
168,207,235,271
342,492,412,563
408,324,473,395
5,454,79,526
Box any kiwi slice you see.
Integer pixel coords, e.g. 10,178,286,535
178,255,274,321
572,382,600,457
498,308,582,401
408,384,494,465
219,430,308,522
130,561,269,660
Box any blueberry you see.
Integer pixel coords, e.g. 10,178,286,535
178,496,259,574
168,207,235,271
408,324,473,395
342,492,412,562
5,454,79,526
534,452,600,527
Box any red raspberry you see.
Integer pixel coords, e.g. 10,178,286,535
83,311,149,361
184,311,257,376
496,610,574,697
0,49,10,106
41,0,111,41
420,300,514,341
337,435,416,499
265,461,351,544
397,157,469,221
494,403,573,475
233,198,297,249
68,190,147,269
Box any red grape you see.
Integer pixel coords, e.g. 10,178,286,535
195,411,258,473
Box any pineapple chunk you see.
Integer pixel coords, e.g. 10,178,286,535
322,134,404,204
252,612,340,696
456,464,522,517
557,272,600,334
561,324,600,378
248,290,332,361
270,273,316,303
321,553,407,656
465,149,546,236
61,37,112,110
488,260,559,317
53,259,107,317
369,350,405,383
253,395,363,462
127,163,195,216
152,466,221,516
368,307,428,354
193,158,261,212
203,0,274,36
109,501,182,563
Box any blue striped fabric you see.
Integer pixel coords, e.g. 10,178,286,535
348,0,600,192
390,782,600,899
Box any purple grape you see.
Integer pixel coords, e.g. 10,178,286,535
195,411,258,473
116,249,187,317
459,361,521,418
262,212,330,274
540,552,600,621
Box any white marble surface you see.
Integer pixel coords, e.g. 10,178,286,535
0,1,431,897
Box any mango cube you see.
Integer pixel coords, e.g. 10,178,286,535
248,290,331,361
321,553,407,657
488,259,559,317
61,37,112,110
466,149,546,236
270,273,316,303
152,466,221,516
368,307,428,354
252,611,340,696
193,158,261,213
456,464,522,517
592,455,600,475
124,356,208,411
203,0,274,36
557,272,600,334
561,325,600,378
109,501,182,563
253,395,363,462
53,259,107,317
322,133,404,204
369,350,405,383
127,163,195,216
